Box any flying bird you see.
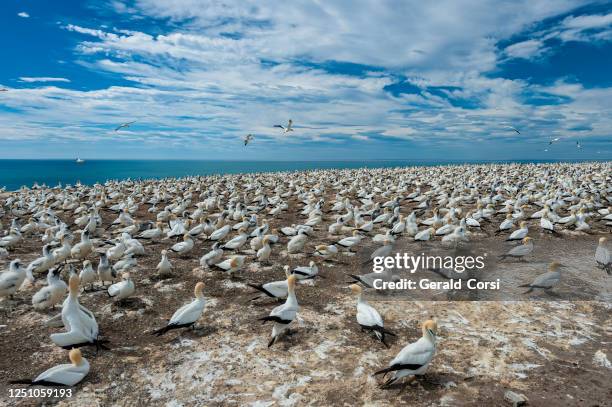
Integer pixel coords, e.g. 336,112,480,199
274,119,293,133
549,137,560,145
576,141,582,149
244,134,254,146
506,126,520,134
114,121,137,132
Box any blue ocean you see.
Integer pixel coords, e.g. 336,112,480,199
0,159,605,191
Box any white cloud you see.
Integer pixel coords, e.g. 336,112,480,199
504,39,546,59
2,0,610,157
19,77,71,83
17,12,30,18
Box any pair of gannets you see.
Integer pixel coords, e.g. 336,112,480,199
50,275,106,350
259,275,298,347
1,260,34,300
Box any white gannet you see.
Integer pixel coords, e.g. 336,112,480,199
208,224,231,241
374,319,438,388
137,221,163,241
212,255,245,276
314,244,339,260
156,249,173,276
10,349,89,387
170,234,194,256
27,244,55,275
79,260,97,290
32,266,67,310
414,227,435,242
595,237,610,274
336,230,363,251
97,253,117,286
248,266,292,301
107,273,135,301
350,284,395,347
71,230,93,260
257,236,272,263
519,262,564,294
287,229,308,254
259,275,298,347
273,119,293,133
291,261,321,280
221,228,248,251
200,242,223,268
499,237,533,261
152,282,206,335
506,221,528,241
1,260,33,300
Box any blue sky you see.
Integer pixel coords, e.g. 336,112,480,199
0,0,611,160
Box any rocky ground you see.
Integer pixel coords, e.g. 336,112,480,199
0,189,611,406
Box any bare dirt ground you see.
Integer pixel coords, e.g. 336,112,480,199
0,187,610,406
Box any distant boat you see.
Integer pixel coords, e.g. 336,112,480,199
76,158,85,164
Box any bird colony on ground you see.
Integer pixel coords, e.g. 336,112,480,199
0,162,610,395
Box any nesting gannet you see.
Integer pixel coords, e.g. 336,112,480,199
97,253,117,286
27,244,55,275
499,237,533,261
208,224,231,241
259,275,298,347
170,234,194,256
292,261,321,280
365,239,393,264
336,230,363,251
0,260,33,300
506,221,528,241
257,236,272,263
595,237,610,274
287,229,308,254
32,267,67,310
273,119,293,133
156,249,173,276
212,255,245,276
519,262,564,294
248,266,292,301
374,319,437,388
107,273,135,301
71,230,93,260
314,244,339,260
152,282,206,335
79,260,97,290
221,228,248,251
350,284,395,347
414,227,435,242
200,242,223,268
114,120,136,132
10,349,89,387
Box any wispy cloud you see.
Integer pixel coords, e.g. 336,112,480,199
18,77,71,83
17,12,30,18
1,1,610,159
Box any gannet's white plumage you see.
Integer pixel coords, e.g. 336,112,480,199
10,349,89,387
374,319,437,388
32,267,67,310
152,282,206,335
107,273,135,301
1,260,33,299
350,284,395,347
